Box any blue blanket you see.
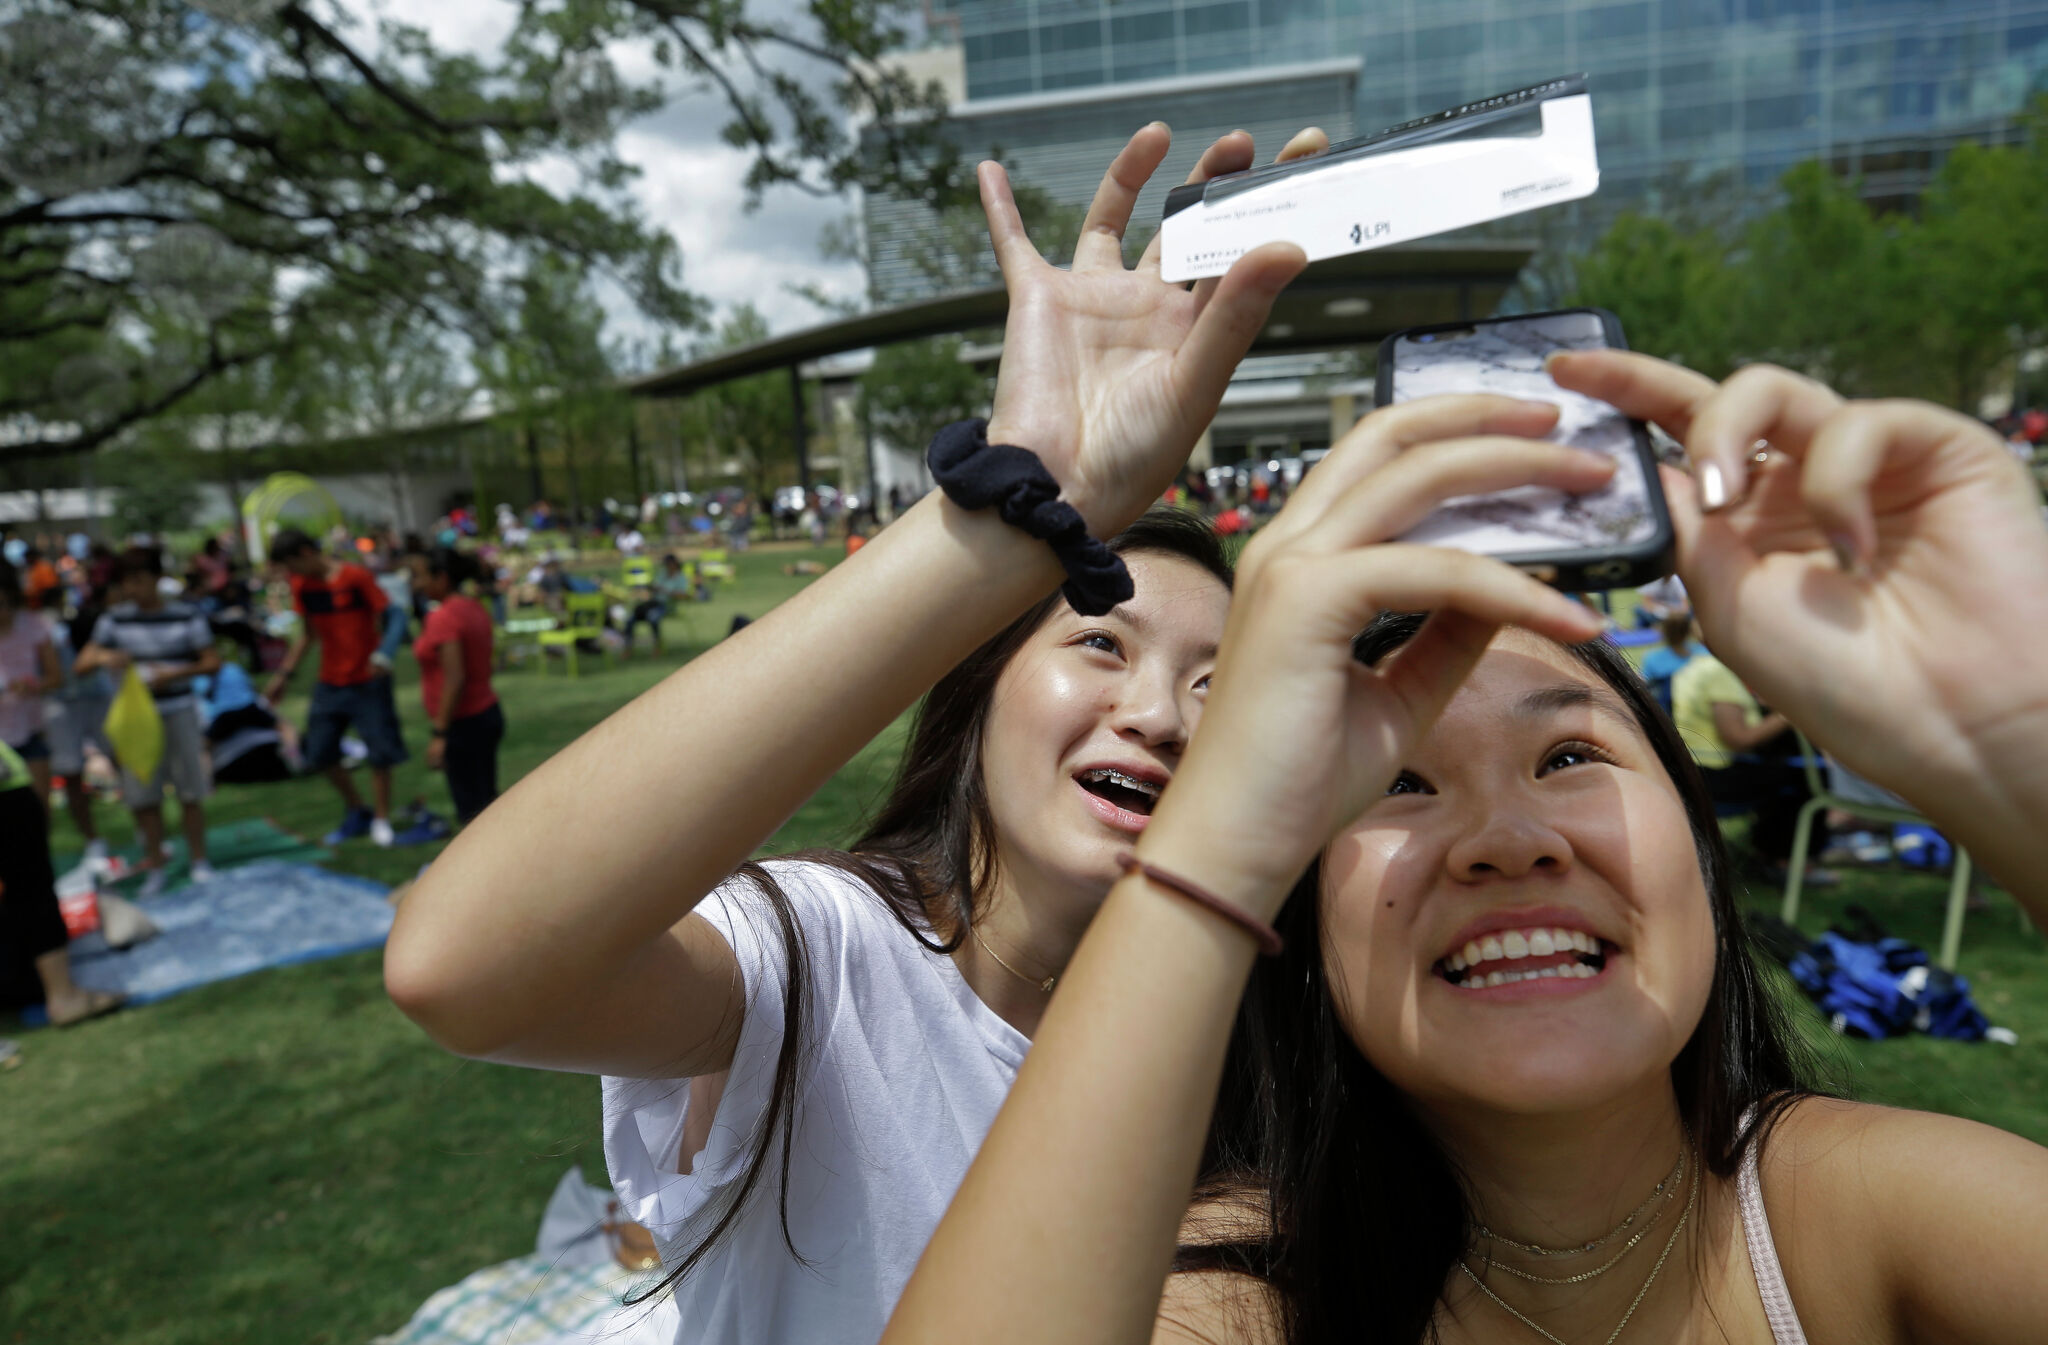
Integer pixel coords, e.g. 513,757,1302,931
60,860,393,1007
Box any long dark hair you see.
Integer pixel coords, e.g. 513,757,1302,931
637,507,1234,1300
414,545,484,590
1179,611,1827,1344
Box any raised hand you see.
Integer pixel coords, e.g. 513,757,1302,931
1143,395,1610,897
980,125,1321,536
1549,351,2048,898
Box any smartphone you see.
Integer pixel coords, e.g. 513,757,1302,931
1373,307,1674,591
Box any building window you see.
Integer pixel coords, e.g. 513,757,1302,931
1830,84,1886,127
1183,0,1252,71
1411,22,1483,65
1183,2,1253,38
1888,80,1935,119
1110,9,1175,46
964,29,1033,64
1039,19,1104,57
1578,3,1650,47
1496,13,1568,54
1659,0,1733,32
1660,97,1736,143
1748,91,1820,130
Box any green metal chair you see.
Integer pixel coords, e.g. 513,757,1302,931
537,593,615,678
496,611,558,670
1780,730,1974,969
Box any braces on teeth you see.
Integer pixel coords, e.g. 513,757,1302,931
1079,768,1162,803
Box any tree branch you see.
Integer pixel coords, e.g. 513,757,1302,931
0,340,270,462
280,7,460,137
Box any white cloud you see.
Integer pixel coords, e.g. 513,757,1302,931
340,0,868,349
620,99,868,336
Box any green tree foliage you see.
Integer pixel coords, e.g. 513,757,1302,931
807,174,1066,471
92,442,208,539
1567,214,1740,372
859,336,991,455
1915,126,2048,409
673,304,804,503
0,0,964,462
479,255,637,518
1568,100,2048,411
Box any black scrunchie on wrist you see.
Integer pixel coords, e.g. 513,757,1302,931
927,419,1134,617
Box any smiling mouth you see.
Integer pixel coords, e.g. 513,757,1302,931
1435,926,1612,989
1076,768,1162,816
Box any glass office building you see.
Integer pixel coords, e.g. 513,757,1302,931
936,0,2048,208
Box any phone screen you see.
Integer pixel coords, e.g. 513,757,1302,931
1385,310,1659,560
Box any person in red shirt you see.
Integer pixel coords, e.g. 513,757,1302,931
406,546,504,832
265,528,409,847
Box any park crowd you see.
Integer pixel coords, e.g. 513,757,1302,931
375,122,2048,1345
0,518,601,1025
8,110,2048,1345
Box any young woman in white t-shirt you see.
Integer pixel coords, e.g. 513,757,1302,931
386,122,1325,1345
880,361,2048,1344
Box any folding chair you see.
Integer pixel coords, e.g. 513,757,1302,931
1780,730,1974,970
697,548,736,583
495,611,558,671
537,593,615,678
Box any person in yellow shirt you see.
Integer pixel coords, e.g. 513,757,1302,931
1672,650,1827,878
1671,651,1784,768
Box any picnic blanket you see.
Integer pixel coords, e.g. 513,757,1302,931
51,860,392,1008
53,816,331,892
374,1168,666,1345
372,1256,664,1345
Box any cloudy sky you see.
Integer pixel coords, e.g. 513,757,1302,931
343,0,878,347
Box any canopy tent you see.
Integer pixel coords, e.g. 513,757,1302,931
240,471,344,562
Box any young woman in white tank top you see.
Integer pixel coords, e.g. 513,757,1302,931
386,123,1331,1345
879,356,2048,1343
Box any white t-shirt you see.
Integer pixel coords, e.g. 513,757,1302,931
601,861,1028,1345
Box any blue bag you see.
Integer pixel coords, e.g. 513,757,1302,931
1782,926,1990,1041
1891,823,1954,869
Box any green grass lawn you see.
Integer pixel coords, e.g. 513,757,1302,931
4,549,2047,1345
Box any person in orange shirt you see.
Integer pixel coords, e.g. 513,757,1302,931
265,528,409,847
22,546,60,612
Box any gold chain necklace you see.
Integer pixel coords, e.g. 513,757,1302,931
1474,1146,1686,1258
971,926,1056,993
1457,1157,1697,1345
1478,1150,1686,1286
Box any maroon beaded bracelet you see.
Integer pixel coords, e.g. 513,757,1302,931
1116,852,1285,957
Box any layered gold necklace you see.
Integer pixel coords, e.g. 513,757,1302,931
1457,1140,1697,1345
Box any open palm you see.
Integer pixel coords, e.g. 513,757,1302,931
1554,354,2048,796
979,125,1312,536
